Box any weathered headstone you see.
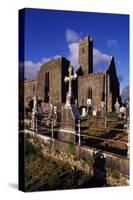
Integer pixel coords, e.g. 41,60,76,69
87,98,92,115
99,101,106,128
59,65,80,143
100,101,105,119
93,109,97,116
53,106,57,115
31,96,38,131
87,98,92,106
82,107,86,117
115,98,120,113
119,106,127,119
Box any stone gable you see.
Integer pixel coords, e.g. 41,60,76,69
24,36,120,113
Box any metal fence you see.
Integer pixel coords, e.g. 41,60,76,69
24,114,129,157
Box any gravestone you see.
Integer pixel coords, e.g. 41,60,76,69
59,65,80,143
87,98,92,106
93,109,97,116
119,106,127,119
115,98,120,113
82,107,86,117
99,101,106,128
87,98,92,115
100,101,105,119
53,106,57,115
31,96,38,130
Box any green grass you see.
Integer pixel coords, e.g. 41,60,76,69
24,137,93,191
25,139,71,190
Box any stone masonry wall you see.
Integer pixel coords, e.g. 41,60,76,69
51,139,129,176
36,57,69,108
27,132,129,177
78,72,105,111
24,80,37,107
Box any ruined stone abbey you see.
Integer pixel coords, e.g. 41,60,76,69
24,35,120,113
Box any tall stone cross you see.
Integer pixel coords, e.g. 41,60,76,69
64,65,77,106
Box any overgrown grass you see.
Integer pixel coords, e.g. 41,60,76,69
25,138,72,190
107,168,120,180
67,143,76,155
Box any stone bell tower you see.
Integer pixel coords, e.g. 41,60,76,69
79,36,93,75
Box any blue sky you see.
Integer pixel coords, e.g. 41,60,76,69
24,8,129,93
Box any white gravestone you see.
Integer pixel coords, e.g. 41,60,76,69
53,106,57,115
31,96,38,130
119,106,127,119
87,99,92,115
82,108,86,117
93,110,97,116
87,99,92,106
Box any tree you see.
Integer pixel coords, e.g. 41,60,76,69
121,85,129,104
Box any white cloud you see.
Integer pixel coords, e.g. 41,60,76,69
65,29,111,70
23,48,111,80
93,48,111,70
67,43,111,70
23,27,112,80
24,61,41,80
66,29,80,43
42,55,61,63
66,29,80,68
68,42,79,68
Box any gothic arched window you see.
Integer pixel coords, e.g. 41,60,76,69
88,87,92,99
82,47,85,54
44,71,49,102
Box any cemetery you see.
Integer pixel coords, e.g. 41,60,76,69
17,31,130,191
20,64,129,191
25,133,128,191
